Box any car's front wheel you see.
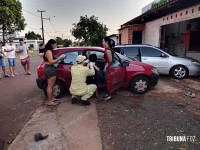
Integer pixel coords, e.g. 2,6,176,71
130,76,150,94
170,65,189,79
43,79,67,98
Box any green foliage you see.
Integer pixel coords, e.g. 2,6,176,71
0,0,26,43
63,39,72,47
55,37,63,45
151,0,168,9
56,37,72,47
25,31,42,40
71,15,108,46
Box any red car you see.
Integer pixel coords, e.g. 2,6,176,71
36,47,159,98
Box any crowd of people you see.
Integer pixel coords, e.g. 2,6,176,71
0,36,114,106
43,36,115,106
0,38,31,79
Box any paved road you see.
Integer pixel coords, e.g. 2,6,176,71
0,56,44,146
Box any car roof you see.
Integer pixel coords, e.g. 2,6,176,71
53,46,105,55
55,46,104,51
115,44,153,47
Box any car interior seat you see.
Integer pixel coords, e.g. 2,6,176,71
88,53,105,84
89,53,97,62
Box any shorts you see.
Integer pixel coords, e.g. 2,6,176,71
21,56,30,66
0,58,6,67
44,65,57,79
8,58,16,67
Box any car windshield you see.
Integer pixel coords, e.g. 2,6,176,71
115,52,134,62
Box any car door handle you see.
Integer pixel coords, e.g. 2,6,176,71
111,73,116,77
142,58,147,60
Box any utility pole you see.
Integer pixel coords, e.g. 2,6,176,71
38,10,45,43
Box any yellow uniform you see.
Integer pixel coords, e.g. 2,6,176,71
69,64,97,100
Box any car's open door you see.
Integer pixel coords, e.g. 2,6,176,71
106,51,127,93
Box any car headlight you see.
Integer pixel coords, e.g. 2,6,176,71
191,61,200,65
151,68,159,75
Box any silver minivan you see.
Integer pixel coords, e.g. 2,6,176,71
114,45,200,79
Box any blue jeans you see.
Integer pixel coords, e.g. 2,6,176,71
8,58,16,67
0,58,6,67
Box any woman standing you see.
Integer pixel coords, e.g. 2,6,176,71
102,37,115,100
43,39,66,106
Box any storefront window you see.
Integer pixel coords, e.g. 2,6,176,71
189,31,200,51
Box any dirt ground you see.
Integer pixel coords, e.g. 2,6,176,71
96,76,200,150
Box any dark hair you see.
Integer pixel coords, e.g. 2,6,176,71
39,43,44,47
9,38,14,42
89,54,97,62
19,39,24,42
104,36,115,49
45,39,56,51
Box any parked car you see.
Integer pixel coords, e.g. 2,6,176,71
114,44,200,79
36,47,159,98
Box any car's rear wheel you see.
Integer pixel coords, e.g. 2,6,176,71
130,76,150,94
43,80,67,98
170,65,189,79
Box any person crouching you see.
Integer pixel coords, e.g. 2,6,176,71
69,55,97,106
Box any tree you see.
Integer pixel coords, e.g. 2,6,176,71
55,37,63,45
71,15,108,46
63,39,72,47
0,0,26,44
25,31,42,40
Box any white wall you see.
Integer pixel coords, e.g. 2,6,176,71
143,4,200,60
144,4,200,45
143,20,161,46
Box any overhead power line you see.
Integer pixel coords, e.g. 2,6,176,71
23,9,40,18
44,30,54,38
26,25,41,31
49,20,57,32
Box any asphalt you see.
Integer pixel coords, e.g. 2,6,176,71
8,99,102,150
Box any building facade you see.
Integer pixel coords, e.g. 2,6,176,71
119,0,200,60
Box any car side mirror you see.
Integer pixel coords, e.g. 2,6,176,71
122,60,129,67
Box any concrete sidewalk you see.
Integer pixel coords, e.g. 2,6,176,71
8,100,102,150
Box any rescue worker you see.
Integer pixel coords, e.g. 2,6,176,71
69,55,97,106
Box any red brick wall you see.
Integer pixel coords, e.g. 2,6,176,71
118,25,145,44
119,27,129,44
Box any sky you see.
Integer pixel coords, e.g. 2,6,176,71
19,0,153,41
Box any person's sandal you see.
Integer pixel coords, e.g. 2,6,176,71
53,98,60,102
4,74,10,77
102,94,109,99
46,102,59,106
71,97,78,104
96,96,103,100
104,96,112,101
81,100,90,105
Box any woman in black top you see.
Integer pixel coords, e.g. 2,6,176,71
43,39,65,106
